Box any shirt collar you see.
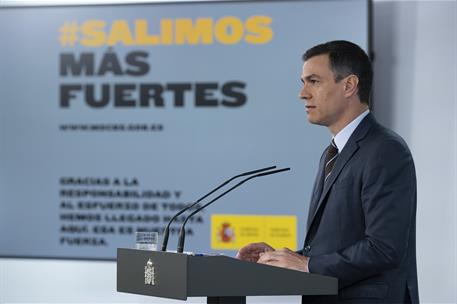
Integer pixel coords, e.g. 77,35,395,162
333,110,370,152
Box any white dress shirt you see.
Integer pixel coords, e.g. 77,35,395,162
333,110,370,152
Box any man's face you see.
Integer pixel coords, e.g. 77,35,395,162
299,54,348,129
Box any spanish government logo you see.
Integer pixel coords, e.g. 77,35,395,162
217,222,235,243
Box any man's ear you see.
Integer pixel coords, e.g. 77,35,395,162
343,75,359,98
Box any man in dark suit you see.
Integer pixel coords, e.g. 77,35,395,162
236,41,419,303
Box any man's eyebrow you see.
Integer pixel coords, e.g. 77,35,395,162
301,74,321,82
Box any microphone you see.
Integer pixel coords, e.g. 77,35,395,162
160,166,277,251
176,167,290,253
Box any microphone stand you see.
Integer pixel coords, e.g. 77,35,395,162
177,167,290,253
160,166,277,251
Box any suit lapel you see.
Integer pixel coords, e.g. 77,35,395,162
306,114,376,236
309,140,359,225
307,152,326,230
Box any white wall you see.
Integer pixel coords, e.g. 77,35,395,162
1,1,456,303
372,1,456,303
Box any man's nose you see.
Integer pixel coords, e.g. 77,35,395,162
299,85,311,100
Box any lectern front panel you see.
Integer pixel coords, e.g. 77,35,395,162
117,249,188,300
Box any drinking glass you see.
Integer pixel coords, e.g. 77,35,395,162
135,231,158,250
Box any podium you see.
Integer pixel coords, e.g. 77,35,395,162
117,248,337,303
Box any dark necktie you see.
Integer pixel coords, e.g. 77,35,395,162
324,139,339,181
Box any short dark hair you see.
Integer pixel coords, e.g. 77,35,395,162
302,40,373,104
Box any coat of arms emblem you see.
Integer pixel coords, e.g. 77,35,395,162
144,258,155,285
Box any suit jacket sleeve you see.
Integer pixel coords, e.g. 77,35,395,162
307,139,416,287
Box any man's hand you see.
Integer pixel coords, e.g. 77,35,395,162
257,247,309,272
235,242,274,262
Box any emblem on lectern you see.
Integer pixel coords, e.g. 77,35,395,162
144,258,156,286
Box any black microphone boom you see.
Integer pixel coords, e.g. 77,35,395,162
176,167,290,253
160,166,277,251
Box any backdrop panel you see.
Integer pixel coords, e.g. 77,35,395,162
0,0,369,260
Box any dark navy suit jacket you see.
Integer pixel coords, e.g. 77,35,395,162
301,114,419,304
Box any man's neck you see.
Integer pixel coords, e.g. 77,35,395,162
329,105,369,136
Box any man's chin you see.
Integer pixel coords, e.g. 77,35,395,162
306,116,324,126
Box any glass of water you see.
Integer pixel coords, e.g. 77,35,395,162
135,231,158,250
